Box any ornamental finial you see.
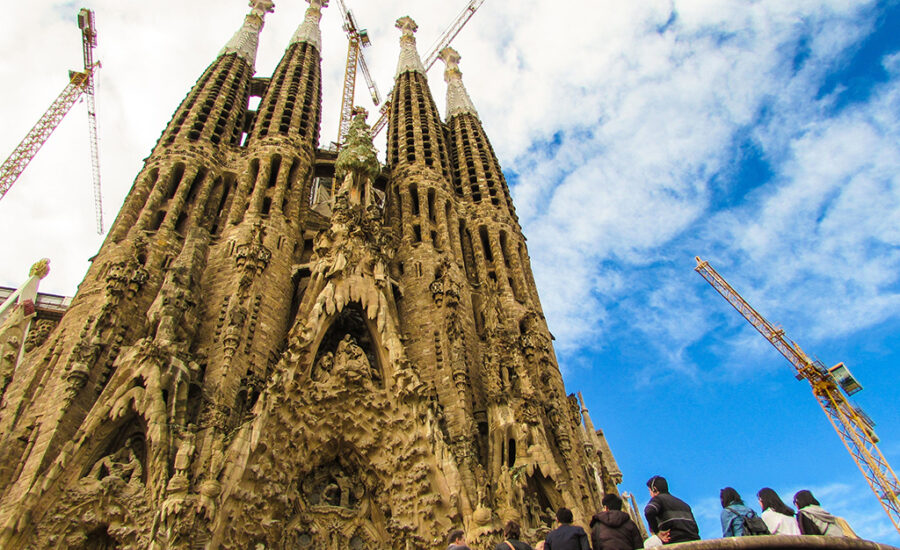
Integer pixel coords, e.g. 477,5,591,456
249,0,275,18
440,47,478,119
29,258,50,280
394,16,425,78
290,0,328,49
219,0,275,68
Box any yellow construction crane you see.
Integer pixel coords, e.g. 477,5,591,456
371,0,486,137
334,0,381,146
695,256,900,534
0,7,104,234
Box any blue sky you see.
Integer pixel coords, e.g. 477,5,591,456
0,0,898,544
519,0,900,542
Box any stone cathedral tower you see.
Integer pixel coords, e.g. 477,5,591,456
0,2,623,548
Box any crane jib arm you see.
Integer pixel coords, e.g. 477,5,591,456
694,256,900,534
0,73,88,199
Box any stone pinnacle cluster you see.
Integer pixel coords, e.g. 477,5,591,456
0,2,624,548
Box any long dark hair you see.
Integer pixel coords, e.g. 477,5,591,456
757,488,795,517
793,490,820,509
720,487,744,508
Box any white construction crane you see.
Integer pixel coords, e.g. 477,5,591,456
334,0,381,146
371,0,486,137
0,8,104,234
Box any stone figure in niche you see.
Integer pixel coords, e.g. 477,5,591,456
173,426,196,477
302,461,366,511
88,438,143,485
147,266,195,346
333,335,373,386
312,351,334,381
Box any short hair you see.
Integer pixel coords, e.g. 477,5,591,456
602,493,624,511
720,487,743,508
556,507,574,524
646,475,668,493
447,529,465,544
793,490,820,509
504,520,521,540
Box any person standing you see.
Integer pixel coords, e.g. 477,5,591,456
545,508,591,550
495,521,534,550
720,487,760,537
757,488,801,535
643,475,700,544
793,490,844,536
447,528,472,550
590,493,644,550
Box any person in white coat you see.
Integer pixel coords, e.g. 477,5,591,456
756,488,801,535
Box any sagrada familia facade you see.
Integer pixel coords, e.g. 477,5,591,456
0,1,625,547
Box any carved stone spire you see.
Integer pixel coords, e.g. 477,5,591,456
219,0,276,68
394,16,426,78
335,109,380,185
290,0,328,50
439,47,478,119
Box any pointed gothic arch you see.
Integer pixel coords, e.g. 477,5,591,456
310,302,384,388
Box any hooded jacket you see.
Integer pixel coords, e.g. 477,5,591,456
797,505,844,537
590,510,644,550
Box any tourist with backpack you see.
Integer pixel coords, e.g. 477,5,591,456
720,487,769,537
793,490,845,536
757,488,801,535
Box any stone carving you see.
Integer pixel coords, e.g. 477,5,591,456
235,221,272,293
0,14,624,548
23,318,56,352
87,438,143,487
333,334,375,386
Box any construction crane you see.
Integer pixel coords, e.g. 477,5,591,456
0,7,104,234
334,0,381,146
695,256,900,534
371,0,486,137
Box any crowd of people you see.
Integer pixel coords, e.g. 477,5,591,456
445,475,857,550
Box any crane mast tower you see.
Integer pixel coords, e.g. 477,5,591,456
0,8,104,234
695,256,900,534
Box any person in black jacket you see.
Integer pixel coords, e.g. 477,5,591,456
643,476,700,544
495,521,534,550
545,508,590,550
590,494,644,550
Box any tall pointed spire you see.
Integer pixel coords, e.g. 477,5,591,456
219,0,276,69
394,16,426,77
439,47,478,119
290,0,327,50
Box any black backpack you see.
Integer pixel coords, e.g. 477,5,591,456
739,510,771,536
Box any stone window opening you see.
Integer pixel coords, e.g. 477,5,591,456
427,188,436,223
412,224,421,244
268,155,282,188
167,163,186,200
261,197,272,217
479,227,494,264
149,210,166,232
507,437,517,468
409,184,420,217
